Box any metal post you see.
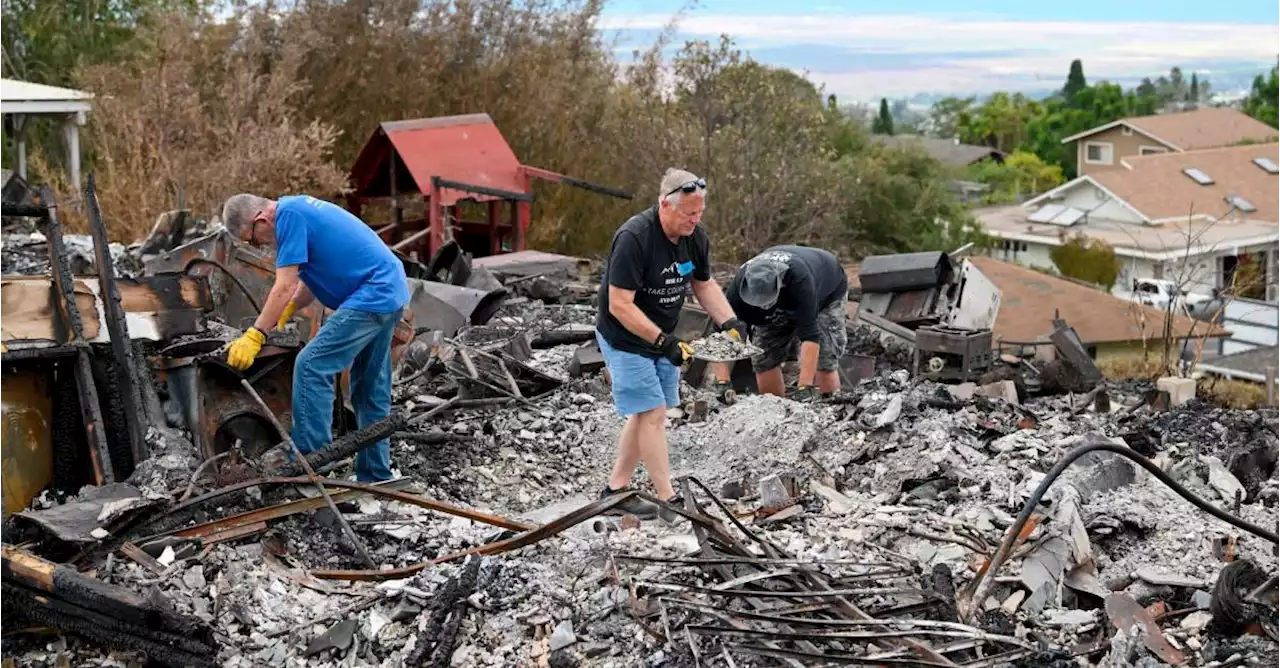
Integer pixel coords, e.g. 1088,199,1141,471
39,189,115,483
487,200,500,255
389,150,403,242
1267,366,1277,407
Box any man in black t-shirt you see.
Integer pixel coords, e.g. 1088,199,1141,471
594,168,744,522
726,245,849,401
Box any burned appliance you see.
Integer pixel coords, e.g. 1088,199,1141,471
913,325,994,382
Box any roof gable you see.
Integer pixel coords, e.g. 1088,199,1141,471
1061,107,1279,151
348,113,527,206
1023,175,1152,223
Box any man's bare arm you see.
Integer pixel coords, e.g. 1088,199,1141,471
691,279,736,327
609,285,663,343
253,266,300,332
291,281,315,309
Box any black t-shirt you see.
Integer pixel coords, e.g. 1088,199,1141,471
596,206,712,356
726,245,848,342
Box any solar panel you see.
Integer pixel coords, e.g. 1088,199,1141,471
1254,157,1279,174
1183,168,1214,185
1050,206,1086,226
1227,195,1258,213
1028,203,1066,223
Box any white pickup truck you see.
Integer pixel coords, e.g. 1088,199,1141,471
1122,278,1213,316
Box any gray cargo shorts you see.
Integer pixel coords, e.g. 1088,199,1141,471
750,293,849,373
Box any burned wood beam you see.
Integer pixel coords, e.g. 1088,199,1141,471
38,187,114,484
262,412,408,477
86,174,150,466
1,544,217,667
3,582,218,668
1,274,209,346
530,328,596,349
405,556,482,667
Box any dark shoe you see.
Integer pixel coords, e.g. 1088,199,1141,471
657,495,688,525
599,486,658,519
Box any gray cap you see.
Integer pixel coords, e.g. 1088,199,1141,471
739,259,786,308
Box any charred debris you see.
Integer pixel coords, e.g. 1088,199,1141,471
1,192,1277,668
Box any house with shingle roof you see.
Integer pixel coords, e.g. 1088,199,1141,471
974,141,1279,360
844,256,1232,363
1061,106,1278,177
871,135,1004,167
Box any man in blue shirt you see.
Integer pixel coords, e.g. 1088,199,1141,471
221,193,410,482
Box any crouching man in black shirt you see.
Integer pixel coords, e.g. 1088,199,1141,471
726,245,849,401
594,169,744,521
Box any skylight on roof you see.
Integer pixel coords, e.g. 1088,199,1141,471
1183,168,1214,185
1226,195,1258,213
1254,157,1279,174
1028,203,1085,226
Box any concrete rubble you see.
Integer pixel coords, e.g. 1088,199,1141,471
2,211,1278,667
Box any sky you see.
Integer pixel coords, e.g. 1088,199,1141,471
598,0,1280,100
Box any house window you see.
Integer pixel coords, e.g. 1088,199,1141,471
1224,253,1268,300
1084,141,1113,165
1121,126,1133,136
1138,145,1168,155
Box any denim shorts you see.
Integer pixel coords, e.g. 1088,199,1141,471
750,293,850,373
595,331,680,417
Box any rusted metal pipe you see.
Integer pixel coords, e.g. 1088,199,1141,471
310,490,638,581
237,378,377,569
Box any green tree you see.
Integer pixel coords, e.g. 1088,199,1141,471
833,142,987,257
1025,82,1132,177
1189,72,1199,102
1063,59,1087,100
965,92,1041,153
1050,235,1121,288
927,96,975,139
1243,66,1279,128
1,0,193,174
1135,77,1157,99
968,150,1064,203
872,98,894,135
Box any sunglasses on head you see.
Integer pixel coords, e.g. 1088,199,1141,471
666,178,707,196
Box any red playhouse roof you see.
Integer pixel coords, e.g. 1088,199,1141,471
348,114,528,207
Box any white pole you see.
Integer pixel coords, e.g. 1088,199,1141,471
65,111,85,193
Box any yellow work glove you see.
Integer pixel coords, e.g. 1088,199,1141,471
719,317,748,343
226,328,265,371
276,300,297,331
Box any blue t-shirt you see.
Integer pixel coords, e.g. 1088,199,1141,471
274,196,410,313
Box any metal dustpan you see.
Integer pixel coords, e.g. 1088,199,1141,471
685,332,762,363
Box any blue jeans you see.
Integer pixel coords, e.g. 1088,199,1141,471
595,331,680,417
292,307,400,482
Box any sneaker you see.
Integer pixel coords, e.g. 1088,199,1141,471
599,486,659,519
657,495,687,525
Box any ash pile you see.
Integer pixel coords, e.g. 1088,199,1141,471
3,194,1278,668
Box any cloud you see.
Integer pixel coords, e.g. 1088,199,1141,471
598,13,1279,97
